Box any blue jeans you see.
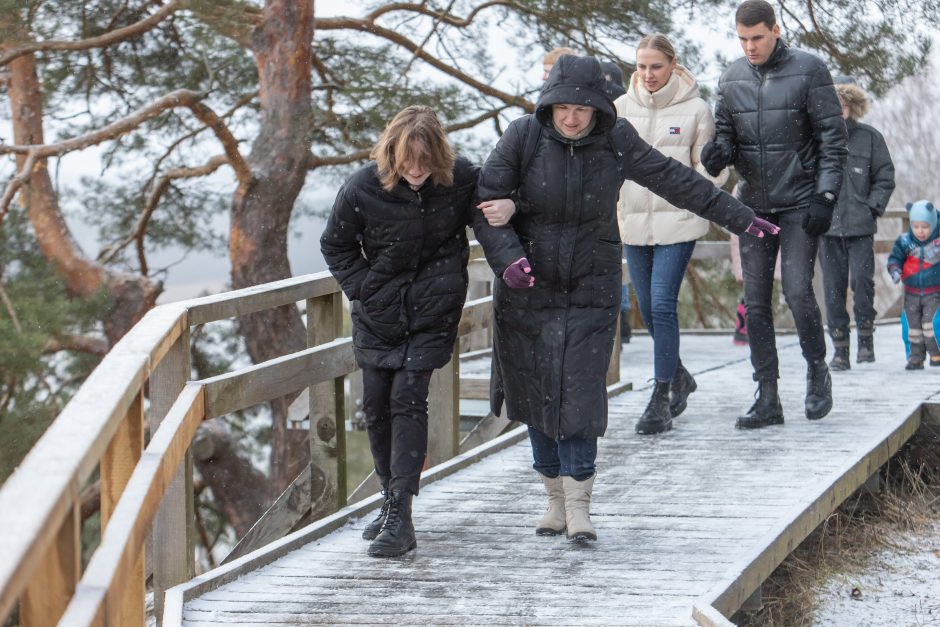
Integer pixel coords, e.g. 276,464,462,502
624,241,696,381
528,427,596,481
740,208,826,380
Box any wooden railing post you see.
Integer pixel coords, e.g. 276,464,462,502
307,293,346,511
150,327,194,623
99,389,145,627
18,501,80,626
427,342,459,467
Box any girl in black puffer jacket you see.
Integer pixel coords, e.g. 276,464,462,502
321,106,505,558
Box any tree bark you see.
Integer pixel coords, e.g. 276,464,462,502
230,0,315,494
6,53,160,344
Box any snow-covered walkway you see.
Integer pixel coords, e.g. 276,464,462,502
168,324,940,626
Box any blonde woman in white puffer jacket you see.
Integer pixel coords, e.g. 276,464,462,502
615,33,729,436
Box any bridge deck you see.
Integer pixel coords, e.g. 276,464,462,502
170,324,939,626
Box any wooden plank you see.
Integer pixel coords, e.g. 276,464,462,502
458,376,489,400
57,384,205,627
150,329,194,623
459,412,512,453
0,304,186,624
199,338,357,419
427,344,459,467
184,272,339,326
99,390,145,627
456,297,491,337
19,502,80,627
307,293,346,510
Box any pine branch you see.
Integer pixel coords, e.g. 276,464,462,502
0,0,184,67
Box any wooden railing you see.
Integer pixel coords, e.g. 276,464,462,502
0,242,624,627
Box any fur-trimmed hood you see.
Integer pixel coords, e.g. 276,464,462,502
835,83,869,120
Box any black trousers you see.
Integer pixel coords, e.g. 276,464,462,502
740,208,827,381
361,367,433,496
819,235,876,331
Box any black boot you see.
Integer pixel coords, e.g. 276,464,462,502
362,489,390,541
620,313,632,344
828,327,850,371
856,321,875,363
735,380,784,429
368,490,416,557
669,362,697,417
805,360,833,420
636,382,672,435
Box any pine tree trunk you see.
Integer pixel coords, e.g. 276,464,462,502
6,52,159,344
230,0,315,493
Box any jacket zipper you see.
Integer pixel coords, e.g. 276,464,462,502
758,69,768,211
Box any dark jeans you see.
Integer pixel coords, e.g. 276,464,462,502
740,208,826,380
361,367,433,496
528,427,597,481
904,292,940,363
819,235,876,330
625,241,696,381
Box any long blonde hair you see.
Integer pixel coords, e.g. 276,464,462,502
371,105,455,191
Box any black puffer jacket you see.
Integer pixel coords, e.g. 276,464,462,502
713,40,847,213
473,55,756,440
320,158,478,370
825,118,895,237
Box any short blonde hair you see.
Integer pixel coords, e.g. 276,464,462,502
371,105,455,192
543,46,577,66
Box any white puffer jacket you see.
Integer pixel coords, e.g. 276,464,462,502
615,65,728,245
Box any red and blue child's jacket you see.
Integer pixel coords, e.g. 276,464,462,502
888,223,940,294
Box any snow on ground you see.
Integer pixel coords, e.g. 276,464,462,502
810,521,940,626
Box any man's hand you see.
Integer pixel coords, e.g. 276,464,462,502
802,193,836,237
478,198,516,227
700,140,731,177
503,257,534,288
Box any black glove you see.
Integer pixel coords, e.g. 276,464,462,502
870,206,881,222
700,140,730,177
802,193,836,237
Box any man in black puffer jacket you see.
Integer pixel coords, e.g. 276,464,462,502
701,0,848,430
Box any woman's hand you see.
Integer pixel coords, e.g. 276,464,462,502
478,198,516,227
503,257,534,288
744,216,780,238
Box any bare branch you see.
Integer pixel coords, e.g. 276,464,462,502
315,17,534,113
99,155,229,268
0,0,184,67
0,90,251,223
365,1,520,27
43,334,110,357
0,280,23,334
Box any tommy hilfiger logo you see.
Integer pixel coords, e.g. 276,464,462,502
669,127,681,134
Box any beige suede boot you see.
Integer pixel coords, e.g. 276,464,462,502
562,474,596,543
536,474,566,536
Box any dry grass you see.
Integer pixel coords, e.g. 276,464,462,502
732,422,940,626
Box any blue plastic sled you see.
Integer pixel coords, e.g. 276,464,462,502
900,308,940,358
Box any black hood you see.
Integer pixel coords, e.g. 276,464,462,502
536,55,616,131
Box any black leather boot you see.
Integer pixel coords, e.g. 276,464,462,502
362,488,390,541
620,313,632,344
856,320,875,363
368,490,416,557
829,327,850,371
805,359,833,420
635,382,672,435
735,380,784,429
669,361,697,417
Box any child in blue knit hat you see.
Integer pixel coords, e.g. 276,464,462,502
887,200,940,368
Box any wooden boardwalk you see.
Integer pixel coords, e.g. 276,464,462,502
168,325,940,626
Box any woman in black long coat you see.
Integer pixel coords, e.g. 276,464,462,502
321,105,508,557
473,55,776,543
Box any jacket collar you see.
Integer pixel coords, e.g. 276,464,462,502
754,39,789,72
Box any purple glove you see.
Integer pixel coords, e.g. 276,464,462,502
744,216,780,238
503,257,534,288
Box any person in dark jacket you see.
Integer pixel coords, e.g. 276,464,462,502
700,0,848,430
473,54,777,543
887,200,940,369
820,81,895,370
320,105,506,558
600,60,627,100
